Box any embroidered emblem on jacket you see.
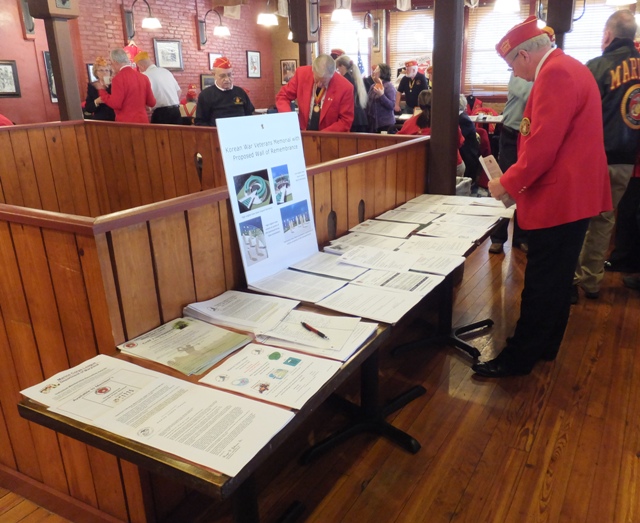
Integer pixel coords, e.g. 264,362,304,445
621,84,640,129
520,117,531,136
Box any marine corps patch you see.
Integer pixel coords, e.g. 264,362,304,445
520,117,531,136
621,84,640,130
234,97,243,105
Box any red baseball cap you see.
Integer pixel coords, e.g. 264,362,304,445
496,16,545,59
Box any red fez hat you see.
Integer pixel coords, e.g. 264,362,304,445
330,48,345,58
496,16,545,59
187,84,197,96
405,60,418,67
213,56,232,69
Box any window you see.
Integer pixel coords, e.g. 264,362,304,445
389,10,434,82
563,1,616,64
464,3,529,97
320,14,371,75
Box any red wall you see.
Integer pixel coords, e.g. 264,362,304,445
0,0,277,125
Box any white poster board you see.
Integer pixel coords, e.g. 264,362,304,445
216,113,319,285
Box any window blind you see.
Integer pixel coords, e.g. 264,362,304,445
563,0,616,64
464,2,529,97
388,10,435,82
319,13,371,74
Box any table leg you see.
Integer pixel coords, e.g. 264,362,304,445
300,350,424,464
392,274,492,359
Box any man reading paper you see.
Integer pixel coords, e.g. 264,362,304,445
474,16,611,378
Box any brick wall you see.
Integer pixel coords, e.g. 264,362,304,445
77,0,276,109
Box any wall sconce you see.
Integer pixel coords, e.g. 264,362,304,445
331,0,352,22
198,9,230,46
257,0,278,26
124,0,161,40
360,11,373,38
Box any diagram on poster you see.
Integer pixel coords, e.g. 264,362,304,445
217,113,319,286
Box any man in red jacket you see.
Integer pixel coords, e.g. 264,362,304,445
276,54,354,132
474,16,612,378
97,48,156,124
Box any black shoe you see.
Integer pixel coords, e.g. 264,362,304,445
623,275,640,290
515,242,529,254
570,285,579,305
472,358,530,378
489,242,504,254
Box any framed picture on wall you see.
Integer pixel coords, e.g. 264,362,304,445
0,60,20,97
201,74,215,90
373,19,381,52
43,51,58,103
280,59,296,85
86,63,98,82
153,39,184,70
246,50,260,78
209,53,222,70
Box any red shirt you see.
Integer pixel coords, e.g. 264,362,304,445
99,66,156,124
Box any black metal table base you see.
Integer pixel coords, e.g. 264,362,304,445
301,351,425,464
392,318,494,359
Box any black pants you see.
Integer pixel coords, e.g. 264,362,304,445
151,106,182,125
609,177,640,270
491,127,527,246
500,218,589,372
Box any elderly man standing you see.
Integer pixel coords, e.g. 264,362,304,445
394,60,428,114
276,54,354,132
572,9,640,303
97,48,155,124
473,16,611,378
133,51,182,125
194,57,254,127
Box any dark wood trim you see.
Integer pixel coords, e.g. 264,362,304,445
0,203,96,235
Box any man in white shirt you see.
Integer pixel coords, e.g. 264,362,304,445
134,51,182,125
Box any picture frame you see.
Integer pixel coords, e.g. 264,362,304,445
280,59,297,85
373,19,381,52
86,63,97,82
0,60,20,97
43,51,58,103
209,52,222,70
246,50,260,78
153,39,184,71
200,74,215,90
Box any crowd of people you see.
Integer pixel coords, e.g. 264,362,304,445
24,13,639,374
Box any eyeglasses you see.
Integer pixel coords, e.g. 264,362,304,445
507,51,522,72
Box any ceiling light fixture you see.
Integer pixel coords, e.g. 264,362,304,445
360,11,373,39
198,9,230,46
331,0,352,23
124,0,161,40
257,0,278,26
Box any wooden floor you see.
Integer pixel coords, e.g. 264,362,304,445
3,235,639,523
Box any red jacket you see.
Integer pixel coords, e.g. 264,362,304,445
99,66,155,124
501,49,611,230
276,66,354,132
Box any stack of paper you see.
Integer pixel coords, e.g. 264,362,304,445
117,317,251,376
184,290,298,334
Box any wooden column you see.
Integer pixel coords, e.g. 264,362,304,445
289,0,318,66
429,0,464,195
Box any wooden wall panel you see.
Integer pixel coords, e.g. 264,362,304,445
130,127,155,207
180,131,204,194
0,401,16,470
385,154,398,211
0,132,24,206
195,131,216,190
303,135,321,166
26,129,60,212
117,127,144,210
346,162,365,229
74,125,102,217
85,125,112,215
121,460,154,523
143,129,169,205
86,447,129,521
8,130,42,210
155,129,178,201
105,126,132,212
57,434,99,507
396,149,408,204
330,167,348,240
168,131,190,197
187,203,229,301
149,212,197,323
60,127,91,217
371,156,388,217
312,171,332,245
220,201,244,291
43,127,76,215
110,223,162,341
320,137,339,164
404,144,418,199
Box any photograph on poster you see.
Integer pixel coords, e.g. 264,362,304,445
0,60,20,97
271,165,292,205
234,170,273,213
239,216,269,266
280,200,312,240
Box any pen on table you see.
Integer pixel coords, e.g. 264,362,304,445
300,321,329,340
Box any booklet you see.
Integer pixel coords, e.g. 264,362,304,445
117,317,251,376
479,155,516,208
